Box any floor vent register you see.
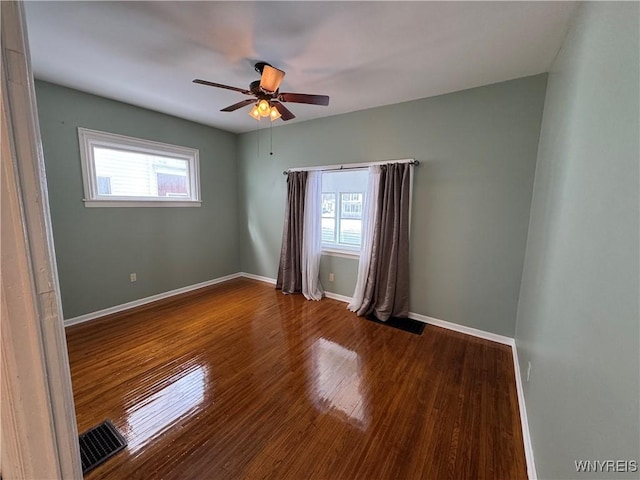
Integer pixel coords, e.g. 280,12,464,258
78,420,127,475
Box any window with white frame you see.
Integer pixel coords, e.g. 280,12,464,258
78,128,201,207
321,169,368,254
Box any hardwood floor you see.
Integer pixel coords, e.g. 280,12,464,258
66,278,527,479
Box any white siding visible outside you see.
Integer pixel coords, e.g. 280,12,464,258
93,148,188,198
78,128,200,207
321,170,368,252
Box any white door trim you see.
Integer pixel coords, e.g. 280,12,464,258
1,1,82,477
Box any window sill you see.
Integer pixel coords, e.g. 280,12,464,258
322,247,360,259
83,199,202,208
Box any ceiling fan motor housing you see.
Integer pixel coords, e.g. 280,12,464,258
250,80,275,98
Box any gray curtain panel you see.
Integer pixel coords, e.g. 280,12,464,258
276,171,308,293
357,163,411,320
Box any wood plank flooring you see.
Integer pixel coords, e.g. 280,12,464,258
65,278,527,479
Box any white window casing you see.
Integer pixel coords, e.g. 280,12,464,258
78,127,201,207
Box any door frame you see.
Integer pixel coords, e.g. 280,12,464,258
1,1,82,477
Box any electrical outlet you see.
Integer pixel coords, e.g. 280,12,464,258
329,272,335,282
526,361,532,382
130,273,137,283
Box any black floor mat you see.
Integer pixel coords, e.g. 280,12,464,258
79,420,127,475
365,314,426,335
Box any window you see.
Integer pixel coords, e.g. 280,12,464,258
321,169,368,254
78,128,200,207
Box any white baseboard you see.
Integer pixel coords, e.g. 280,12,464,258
323,291,353,303
64,273,241,327
239,274,354,304
407,312,515,346
512,342,537,480
239,273,515,345
239,272,277,285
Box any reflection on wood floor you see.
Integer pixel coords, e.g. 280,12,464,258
66,278,527,479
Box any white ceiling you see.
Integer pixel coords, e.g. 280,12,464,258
24,1,579,134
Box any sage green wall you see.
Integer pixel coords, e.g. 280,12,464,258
238,74,547,337
35,81,240,319
515,3,639,479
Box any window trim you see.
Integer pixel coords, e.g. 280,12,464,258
78,127,201,207
322,246,361,258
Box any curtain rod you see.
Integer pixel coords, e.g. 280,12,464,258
282,158,419,175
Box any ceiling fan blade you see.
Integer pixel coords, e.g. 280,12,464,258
193,79,251,95
220,99,256,112
260,65,285,93
271,101,296,121
278,92,329,106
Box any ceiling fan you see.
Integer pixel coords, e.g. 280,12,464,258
193,62,329,122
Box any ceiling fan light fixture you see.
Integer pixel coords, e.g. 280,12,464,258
258,99,271,117
195,61,328,124
269,106,281,121
249,104,261,120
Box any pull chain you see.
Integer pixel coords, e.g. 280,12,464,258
256,118,259,157
270,120,273,156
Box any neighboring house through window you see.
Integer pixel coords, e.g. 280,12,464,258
78,128,200,207
321,169,368,254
